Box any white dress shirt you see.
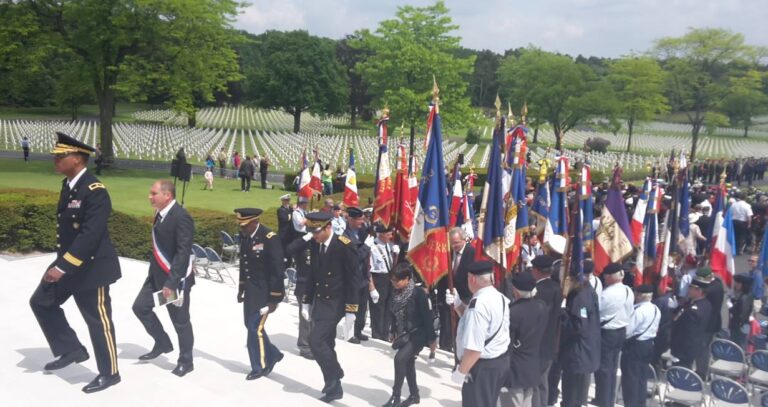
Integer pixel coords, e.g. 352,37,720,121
731,200,753,222
156,199,176,223
457,286,510,360
68,167,88,189
292,208,306,233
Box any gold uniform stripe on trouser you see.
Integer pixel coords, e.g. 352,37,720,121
257,313,268,369
97,287,118,375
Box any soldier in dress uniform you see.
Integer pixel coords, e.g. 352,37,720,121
620,284,660,407
234,208,286,380
671,276,712,369
368,223,399,340
342,206,372,344
288,211,361,403
276,194,294,253
594,262,634,407
290,196,314,359
452,261,511,407
694,266,724,379
30,132,121,393
500,271,548,407
530,255,562,407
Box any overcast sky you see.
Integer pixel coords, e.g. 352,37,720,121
233,0,768,58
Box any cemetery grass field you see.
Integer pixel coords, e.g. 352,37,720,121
0,158,288,217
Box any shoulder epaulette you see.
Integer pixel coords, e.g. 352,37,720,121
88,182,105,191
338,235,351,244
266,231,276,239
469,298,477,309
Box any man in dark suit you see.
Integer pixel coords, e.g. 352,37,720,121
437,227,474,350
694,267,723,379
132,180,195,377
30,132,121,393
501,271,548,406
276,194,294,253
239,155,255,192
672,278,713,370
259,157,269,189
287,212,361,403
234,208,285,380
531,255,562,407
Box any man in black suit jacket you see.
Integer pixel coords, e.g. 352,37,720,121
531,255,562,407
30,132,122,393
437,227,474,350
287,211,361,403
132,180,195,377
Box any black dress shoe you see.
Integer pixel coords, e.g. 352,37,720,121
319,380,343,403
246,370,265,380
347,336,361,344
382,395,402,407
401,394,420,406
171,362,194,377
262,352,284,376
356,333,369,341
44,347,89,371
82,374,121,393
138,344,173,361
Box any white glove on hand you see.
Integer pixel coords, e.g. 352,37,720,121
302,232,313,242
301,305,312,321
445,289,455,306
370,289,380,304
259,306,269,316
343,313,356,341
667,296,678,309
451,368,467,385
364,235,374,247
391,244,400,255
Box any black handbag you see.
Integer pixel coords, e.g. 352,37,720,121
392,328,418,350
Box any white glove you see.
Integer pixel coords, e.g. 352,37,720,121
301,305,312,321
451,368,467,385
364,235,374,247
667,296,678,309
302,232,313,242
370,289,380,304
259,306,269,315
445,288,456,306
391,245,400,255
343,313,356,341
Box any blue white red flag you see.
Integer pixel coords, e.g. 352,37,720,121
594,167,635,274
474,117,507,268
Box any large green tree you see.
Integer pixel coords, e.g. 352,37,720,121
353,1,477,138
719,69,768,137
605,57,669,152
246,30,348,133
468,49,501,108
497,48,600,150
5,0,242,160
337,34,373,127
654,28,759,160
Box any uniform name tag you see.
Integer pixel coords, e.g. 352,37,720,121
252,243,264,251
68,200,81,209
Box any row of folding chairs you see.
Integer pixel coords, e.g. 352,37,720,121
191,243,236,284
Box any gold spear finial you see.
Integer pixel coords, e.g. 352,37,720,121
432,75,440,114
719,168,727,187
507,101,515,126
494,94,502,127
521,102,528,125
382,105,390,118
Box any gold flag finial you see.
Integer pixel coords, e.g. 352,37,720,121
507,102,515,126
432,75,440,113
382,105,390,118
494,94,502,127
521,102,528,125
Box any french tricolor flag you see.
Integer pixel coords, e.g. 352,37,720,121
631,178,652,246
710,201,736,287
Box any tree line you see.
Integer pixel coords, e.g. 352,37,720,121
1,1,766,162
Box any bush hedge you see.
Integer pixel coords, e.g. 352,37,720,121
0,188,282,260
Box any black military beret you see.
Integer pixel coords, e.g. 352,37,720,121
374,223,393,233
332,204,341,211
51,132,95,155
734,273,753,285
690,278,709,289
603,262,623,275
306,211,333,232
511,271,536,291
234,208,263,225
635,284,654,294
531,255,554,270
346,206,363,218
583,259,595,274
468,261,494,275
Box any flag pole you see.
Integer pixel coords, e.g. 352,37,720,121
374,107,389,202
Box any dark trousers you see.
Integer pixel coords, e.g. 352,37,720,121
594,327,625,407
734,220,748,254
245,311,282,373
354,286,369,336
532,360,552,407
310,303,345,384
620,339,654,407
392,339,422,397
438,304,454,350
219,161,226,177
30,283,119,376
561,371,588,407
260,173,267,189
23,147,29,161
297,300,312,353
547,359,562,405
132,278,194,363
370,273,391,339
240,176,251,191
694,333,715,379
462,354,509,407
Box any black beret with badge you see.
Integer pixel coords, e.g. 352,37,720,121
511,271,536,291
305,211,333,232
635,284,654,294
51,132,95,155
603,262,623,275
234,208,262,225
531,254,554,270
467,261,494,275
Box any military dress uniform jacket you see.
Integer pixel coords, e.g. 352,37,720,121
535,277,563,364
507,297,548,389
343,228,371,289
149,202,195,291
289,234,361,316
239,225,285,314
52,171,121,293
671,297,712,362
560,284,601,375
277,206,294,248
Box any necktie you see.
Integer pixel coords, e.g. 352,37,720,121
321,244,327,255
453,252,460,272
154,212,162,226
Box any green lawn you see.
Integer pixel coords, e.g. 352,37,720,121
0,158,288,217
